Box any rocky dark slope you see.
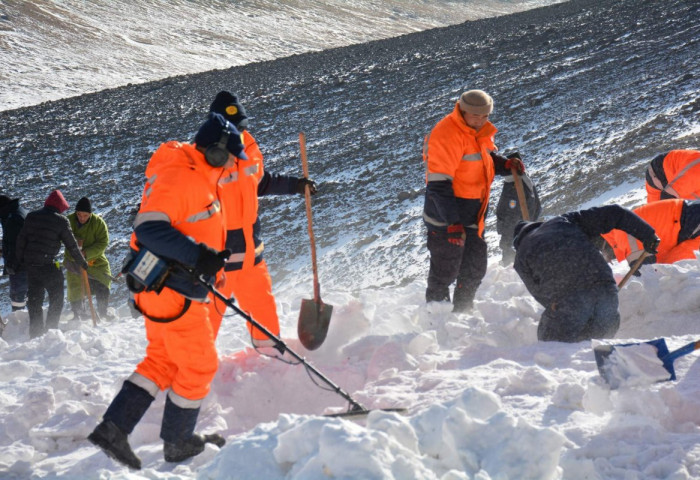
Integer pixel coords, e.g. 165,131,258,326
1,0,698,302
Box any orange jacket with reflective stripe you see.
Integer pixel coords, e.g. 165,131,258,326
646,149,700,202
129,142,227,300
423,103,497,234
131,141,226,251
219,130,264,270
602,199,683,264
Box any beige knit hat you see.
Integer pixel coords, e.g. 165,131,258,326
459,90,493,115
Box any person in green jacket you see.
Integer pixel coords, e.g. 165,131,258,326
64,197,115,320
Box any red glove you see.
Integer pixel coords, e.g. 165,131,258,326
505,157,525,175
447,223,466,247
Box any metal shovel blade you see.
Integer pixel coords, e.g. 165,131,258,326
298,298,333,350
594,338,673,389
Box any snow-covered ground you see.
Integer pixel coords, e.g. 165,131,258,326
0,0,563,112
3,187,700,479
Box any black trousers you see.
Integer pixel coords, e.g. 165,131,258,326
26,264,64,338
88,278,111,316
426,227,487,310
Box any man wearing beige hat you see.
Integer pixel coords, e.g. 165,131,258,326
422,89,524,312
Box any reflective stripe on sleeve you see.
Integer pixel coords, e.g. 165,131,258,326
226,242,265,263
183,200,221,224
665,157,700,199
624,232,645,264
133,211,171,228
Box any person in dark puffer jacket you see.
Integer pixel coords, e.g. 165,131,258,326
513,205,659,343
0,194,29,311
15,190,87,338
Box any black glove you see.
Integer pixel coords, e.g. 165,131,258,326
643,235,660,255
194,244,231,277
296,178,317,195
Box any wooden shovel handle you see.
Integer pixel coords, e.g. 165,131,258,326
511,168,530,221
617,251,650,289
81,268,99,326
299,132,321,302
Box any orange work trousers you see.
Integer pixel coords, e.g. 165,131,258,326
134,287,218,401
211,260,280,341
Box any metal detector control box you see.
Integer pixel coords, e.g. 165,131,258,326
128,249,170,292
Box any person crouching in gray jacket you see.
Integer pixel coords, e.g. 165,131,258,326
513,205,659,343
15,190,87,338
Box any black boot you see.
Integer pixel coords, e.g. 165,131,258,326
95,284,116,320
88,380,155,469
70,301,86,321
453,281,477,313
161,395,225,463
163,433,226,463
88,420,142,470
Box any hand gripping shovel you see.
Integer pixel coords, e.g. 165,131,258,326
617,251,650,290
297,132,333,350
594,338,700,389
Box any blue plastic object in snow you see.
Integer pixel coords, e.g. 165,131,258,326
594,338,700,388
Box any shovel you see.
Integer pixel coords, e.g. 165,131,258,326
81,268,99,327
594,338,700,388
297,132,333,350
617,251,649,289
511,167,530,221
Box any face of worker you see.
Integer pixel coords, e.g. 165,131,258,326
225,153,236,168
76,211,91,224
462,111,489,131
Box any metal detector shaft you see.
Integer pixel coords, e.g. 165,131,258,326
200,276,367,413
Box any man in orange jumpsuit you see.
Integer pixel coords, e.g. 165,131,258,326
208,91,316,347
423,89,524,312
88,113,244,469
600,199,700,266
645,149,700,202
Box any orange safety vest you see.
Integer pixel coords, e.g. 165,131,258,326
219,130,264,270
646,149,700,202
423,103,497,234
602,199,684,264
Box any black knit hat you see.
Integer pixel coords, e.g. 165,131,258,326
194,113,248,160
209,91,249,130
76,197,92,213
0,195,10,209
